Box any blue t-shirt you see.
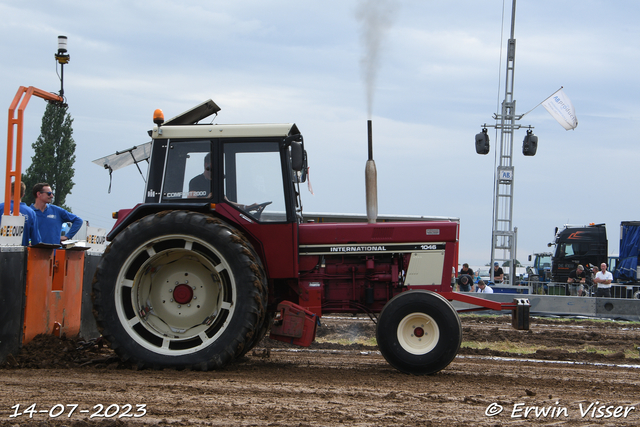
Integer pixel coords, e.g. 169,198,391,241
0,201,41,246
30,203,83,245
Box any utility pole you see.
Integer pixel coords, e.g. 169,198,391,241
474,0,537,284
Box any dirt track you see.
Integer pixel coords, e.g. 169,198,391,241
1,315,640,426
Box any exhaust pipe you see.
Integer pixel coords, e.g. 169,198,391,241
365,119,378,224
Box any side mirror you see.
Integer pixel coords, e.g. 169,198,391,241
291,141,304,172
292,150,308,183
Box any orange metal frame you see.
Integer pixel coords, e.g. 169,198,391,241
4,86,63,215
23,247,85,343
3,87,84,344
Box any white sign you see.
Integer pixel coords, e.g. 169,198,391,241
498,167,514,181
0,215,26,246
85,226,108,252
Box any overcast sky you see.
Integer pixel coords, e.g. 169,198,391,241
1,0,639,267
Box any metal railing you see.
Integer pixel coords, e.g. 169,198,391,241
504,281,640,298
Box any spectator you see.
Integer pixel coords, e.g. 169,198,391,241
30,183,83,245
492,262,504,284
458,263,475,292
567,264,586,296
476,280,494,293
0,181,40,246
593,262,613,298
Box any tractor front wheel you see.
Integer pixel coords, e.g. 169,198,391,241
376,290,461,375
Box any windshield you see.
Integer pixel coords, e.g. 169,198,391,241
477,268,490,278
555,243,589,258
224,142,287,222
537,255,552,268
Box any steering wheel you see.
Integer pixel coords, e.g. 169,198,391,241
246,201,272,219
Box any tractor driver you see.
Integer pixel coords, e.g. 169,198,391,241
188,152,260,212
188,153,212,198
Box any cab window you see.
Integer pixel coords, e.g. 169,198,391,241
223,142,287,222
161,140,211,200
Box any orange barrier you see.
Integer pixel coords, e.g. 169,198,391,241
23,247,85,343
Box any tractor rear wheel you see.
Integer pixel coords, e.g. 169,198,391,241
239,312,274,358
92,211,267,370
376,290,461,375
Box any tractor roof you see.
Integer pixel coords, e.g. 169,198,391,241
151,122,300,140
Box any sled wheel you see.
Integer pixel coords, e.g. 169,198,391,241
376,290,461,375
92,211,267,370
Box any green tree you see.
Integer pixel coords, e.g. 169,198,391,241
22,102,76,210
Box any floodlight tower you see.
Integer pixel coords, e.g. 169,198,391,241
475,0,536,284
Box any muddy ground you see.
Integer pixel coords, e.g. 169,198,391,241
1,315,639,426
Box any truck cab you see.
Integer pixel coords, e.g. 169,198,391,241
550,224,607,282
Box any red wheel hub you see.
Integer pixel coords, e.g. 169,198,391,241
173,284,194,304
413,327,425,338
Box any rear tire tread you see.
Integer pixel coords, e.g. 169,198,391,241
92,211,267,371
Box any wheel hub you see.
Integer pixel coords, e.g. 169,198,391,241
397,312,439,355
173,283,194,304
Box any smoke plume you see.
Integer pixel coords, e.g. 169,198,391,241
356,0,397,118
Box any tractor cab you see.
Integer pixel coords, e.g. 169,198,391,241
142,100,306,224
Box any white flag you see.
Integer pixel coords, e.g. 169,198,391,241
542,88,578,130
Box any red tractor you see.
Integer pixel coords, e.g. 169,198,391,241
92,100,528,375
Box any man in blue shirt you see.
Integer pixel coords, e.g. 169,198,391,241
30,182,83,245
0,181,41,246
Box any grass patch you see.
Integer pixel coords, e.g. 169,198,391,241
580,346,640,359
461,340,542,355
317,337,640,359
459,313,640,326
315,337,378,346
461,341,640,359
625,348,640,359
